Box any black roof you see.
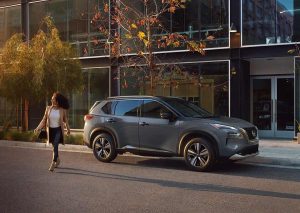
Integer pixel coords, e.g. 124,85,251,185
108,96,159,100
107,96,182,101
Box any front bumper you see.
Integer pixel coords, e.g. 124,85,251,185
229,143,259,160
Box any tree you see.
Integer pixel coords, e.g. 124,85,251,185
91,0,210,95
0,16,83,131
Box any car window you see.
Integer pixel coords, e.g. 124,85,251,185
162,97,213,118
114,100,141,117
142,100,171,118
101,101,113,115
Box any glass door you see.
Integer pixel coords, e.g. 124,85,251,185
295,57,300,137
252,78,274,138
251,76,294,138
275,77,294,138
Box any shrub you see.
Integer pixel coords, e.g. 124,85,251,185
0,130,6,140
64,134,84,145
4,130,36,142
0,130,83,145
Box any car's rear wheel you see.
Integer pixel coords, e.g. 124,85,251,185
92,133,117,162
184,138,216,172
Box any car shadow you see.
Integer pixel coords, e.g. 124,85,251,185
55,166,300,200
112,156,300,182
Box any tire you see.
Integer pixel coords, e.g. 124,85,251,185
184,138,216,172
92,133,117,163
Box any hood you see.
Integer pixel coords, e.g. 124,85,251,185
207,116,255,128
188,116,255,129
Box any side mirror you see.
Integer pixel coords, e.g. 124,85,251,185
160,112,172,120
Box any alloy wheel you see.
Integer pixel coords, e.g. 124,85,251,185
184,138,216,172
92,133,117,162
94,137,112,159
187,142,210,168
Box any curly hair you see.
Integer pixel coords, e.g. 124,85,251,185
53,92,70,110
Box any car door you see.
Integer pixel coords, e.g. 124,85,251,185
139,99,180,153
104,99,142,149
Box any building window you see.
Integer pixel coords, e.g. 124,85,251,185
120,0,229,54
29,0,109,57
120,61,229,116
295,57,300,135
0,5,21,48
69,67,110,129
242,0,299,45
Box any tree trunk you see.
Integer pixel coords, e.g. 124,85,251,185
22,98,29,131
16,103,19,130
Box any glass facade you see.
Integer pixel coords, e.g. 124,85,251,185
120,0,229,54
120,61,229,116
29,0,109,57
69,67,110,129
295,58,300,135
0,5,21,48
242,0,300,45
0,4,21,127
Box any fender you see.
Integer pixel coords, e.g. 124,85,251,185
177,130,219,156
90,126,118,148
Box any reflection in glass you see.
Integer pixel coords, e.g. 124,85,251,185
69,68,109,129
0,8,5,47
295,59,300,135
0,5,21,48
242,0,299,45
276,78,294,131
120,62,229,116
121,0,229,54
29,2,46,38
29,0,109,57
253,79,272,130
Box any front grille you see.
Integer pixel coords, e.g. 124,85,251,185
239,144,259,155
243,127,258,140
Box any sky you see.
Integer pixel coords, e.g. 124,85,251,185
277,0,294,12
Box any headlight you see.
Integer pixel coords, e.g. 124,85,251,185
210,124,244,139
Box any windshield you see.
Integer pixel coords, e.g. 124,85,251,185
162,97,214,118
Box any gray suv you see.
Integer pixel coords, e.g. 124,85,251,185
83,96,259,171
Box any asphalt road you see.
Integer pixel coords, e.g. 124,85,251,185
0,146,299,213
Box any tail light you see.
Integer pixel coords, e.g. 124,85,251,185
84,114,94,122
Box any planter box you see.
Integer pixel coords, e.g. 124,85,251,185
297,133,300,144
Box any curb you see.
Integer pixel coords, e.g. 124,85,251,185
0,140,92,153
1,139,300,164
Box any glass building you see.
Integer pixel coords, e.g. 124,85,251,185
0,0,300,139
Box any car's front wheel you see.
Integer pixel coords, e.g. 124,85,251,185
92,133,117,162
184,138,216,172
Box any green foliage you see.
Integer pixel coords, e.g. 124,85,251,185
0,129,83,145
0,130,37,142
64,134,84,145
0,34,37,103
0,16,83,104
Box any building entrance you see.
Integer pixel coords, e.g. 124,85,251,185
251,76,294,138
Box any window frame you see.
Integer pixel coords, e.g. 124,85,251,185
113,99,142,117
141,99,174,119
241,0,299,47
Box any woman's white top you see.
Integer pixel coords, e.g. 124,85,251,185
49,108,60,128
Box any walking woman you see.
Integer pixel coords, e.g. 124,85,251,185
35,92,71,172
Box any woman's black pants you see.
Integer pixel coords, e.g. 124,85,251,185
49,127,62,162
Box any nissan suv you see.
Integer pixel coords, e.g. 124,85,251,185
83,96,259,171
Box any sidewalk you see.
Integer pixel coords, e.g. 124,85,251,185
259,139,300,160
1,139,300,163
0,140,92,153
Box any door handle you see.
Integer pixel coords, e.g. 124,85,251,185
139,122,149,126
106,118,116,123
